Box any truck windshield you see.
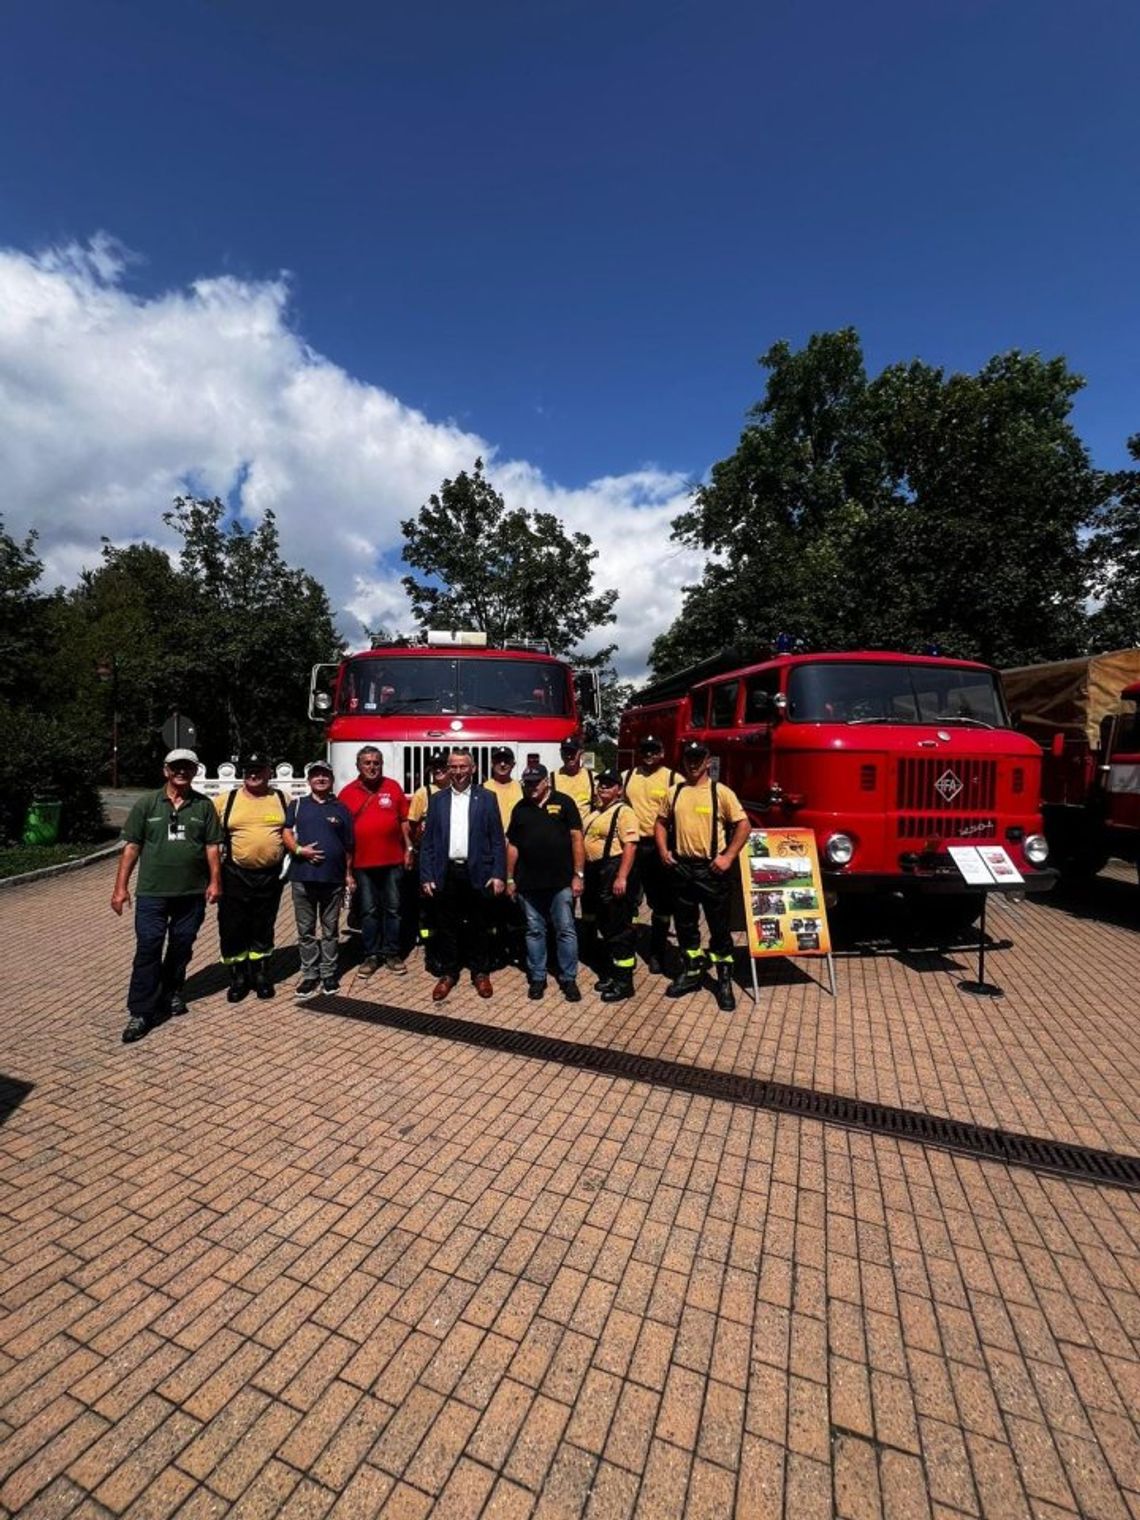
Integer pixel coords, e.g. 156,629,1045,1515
337,657,573,717
786,662,1009,727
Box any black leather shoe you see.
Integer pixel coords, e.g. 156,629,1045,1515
666,965,704,999
715,965,737,1012
593,976,615,995
560,980,582,1003
226,966,250,1003
168,993,188,1016
601,977,634,1003
121,1016,148,1043
528,980,545,1000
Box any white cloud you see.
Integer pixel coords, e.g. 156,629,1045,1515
0,235,706,680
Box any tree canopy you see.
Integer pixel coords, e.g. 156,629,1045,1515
651,330,1104,678
1088,435,1140,650
401,459,618,659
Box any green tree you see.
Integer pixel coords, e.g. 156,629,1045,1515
401,459,618,658
163,497,343,764
651,331,1100,678
1087,435,1140,650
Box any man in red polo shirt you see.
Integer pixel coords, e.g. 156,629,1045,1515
338,746,412,977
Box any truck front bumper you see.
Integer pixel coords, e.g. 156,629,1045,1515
823,867,1059,897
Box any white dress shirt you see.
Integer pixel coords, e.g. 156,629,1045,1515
448,786,472,861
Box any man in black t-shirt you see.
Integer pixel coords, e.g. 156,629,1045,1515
506,765,585,1001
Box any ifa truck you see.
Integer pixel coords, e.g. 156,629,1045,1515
310,631,599,794
619,648,1056,931
1002,649,1140,880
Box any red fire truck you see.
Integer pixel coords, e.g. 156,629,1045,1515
619,648,1056,929
1002,649,1140,879
310,631,599,793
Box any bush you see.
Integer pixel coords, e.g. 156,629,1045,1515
0,706,106,845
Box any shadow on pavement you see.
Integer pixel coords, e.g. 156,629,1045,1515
0,1075,34,1126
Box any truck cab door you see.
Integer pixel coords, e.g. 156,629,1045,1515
1105,705,1140,834
705,679,741,786
735,672,779,813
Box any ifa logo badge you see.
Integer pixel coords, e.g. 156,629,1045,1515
934,769,964,803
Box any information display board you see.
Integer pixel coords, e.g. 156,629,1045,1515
737,827,835,996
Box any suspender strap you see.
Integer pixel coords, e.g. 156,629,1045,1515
667,781,723,859
603,804,622,862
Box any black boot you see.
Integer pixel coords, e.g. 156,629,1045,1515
714,962,736,1012
251,959,275,1000
601,972,635,1003
226,963,250,1003
666,960,704,998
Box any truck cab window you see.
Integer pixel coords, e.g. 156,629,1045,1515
744,672,780,723
709,681,740,728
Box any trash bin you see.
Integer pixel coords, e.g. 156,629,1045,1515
22,799,62,846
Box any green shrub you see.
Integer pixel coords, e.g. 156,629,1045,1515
0,706,106,845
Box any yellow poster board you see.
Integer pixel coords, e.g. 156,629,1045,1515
738,827,833,959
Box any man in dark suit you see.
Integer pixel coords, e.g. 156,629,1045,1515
418,749,507,1001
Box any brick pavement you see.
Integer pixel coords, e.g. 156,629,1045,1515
1,860,1138,1518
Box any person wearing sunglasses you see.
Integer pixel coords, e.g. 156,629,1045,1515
112,748,222,1044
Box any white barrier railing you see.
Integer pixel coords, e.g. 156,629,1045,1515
193,763,310,800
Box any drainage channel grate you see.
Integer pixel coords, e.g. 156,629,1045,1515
311,995,1140,1193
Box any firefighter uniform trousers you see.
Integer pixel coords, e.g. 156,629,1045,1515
633,839,673,963
219,862,284,963
583,857,639,980
672,858,733,968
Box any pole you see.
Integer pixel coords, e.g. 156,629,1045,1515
110,657,120,790
957,889,1004,998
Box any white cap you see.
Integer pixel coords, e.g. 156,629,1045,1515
165,748,199,766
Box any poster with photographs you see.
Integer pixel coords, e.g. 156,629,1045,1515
738,827,832,958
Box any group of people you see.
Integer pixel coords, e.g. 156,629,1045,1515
112,732,751,1044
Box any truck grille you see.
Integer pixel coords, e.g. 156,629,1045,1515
896,757,996,811
401,743,502,792
897,815,997,840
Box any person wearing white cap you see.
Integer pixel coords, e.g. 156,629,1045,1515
111,749,222,1043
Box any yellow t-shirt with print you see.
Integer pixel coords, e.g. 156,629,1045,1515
582,801,639,864
624,764,676,837
215,787,287,869
657,779,746,858
482,777,523,834
556,767,594,814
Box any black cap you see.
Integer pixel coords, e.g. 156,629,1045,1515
637,735,664,753
490,746,515,763
427,750,449,773
681,740,709,761
240,751,272,772
596,768,622,788
559,736,583,755
521,764,548,784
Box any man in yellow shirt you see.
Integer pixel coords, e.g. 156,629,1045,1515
214,752,289,1002
555,737,595,816
482,747,524,967
581,770,640,1002
407,751,449,974
622,735,677,975
655,740,750,1011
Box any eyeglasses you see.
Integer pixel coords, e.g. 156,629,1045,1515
167,763,196,774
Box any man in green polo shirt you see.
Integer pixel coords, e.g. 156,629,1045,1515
112,748,223,1044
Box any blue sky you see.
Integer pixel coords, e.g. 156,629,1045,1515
1,0,1138,673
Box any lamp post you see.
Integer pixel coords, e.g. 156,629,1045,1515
95,655,120,789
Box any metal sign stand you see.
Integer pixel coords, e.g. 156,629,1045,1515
746,948,836,1003
957,889,1005,999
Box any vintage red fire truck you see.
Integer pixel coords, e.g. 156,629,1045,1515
1002,649,1140,880
310,631,599,793
619,648,1056,929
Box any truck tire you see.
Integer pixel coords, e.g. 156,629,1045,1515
1057,845,1110,881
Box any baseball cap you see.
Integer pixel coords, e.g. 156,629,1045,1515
521,764,549,784
596,768,622,788
428,750,450,772
490,746,515,763
637,735,664,753
559,737,583,755
164,748,199,767
681,740,709,761
305,759,334,777
240,751,272,771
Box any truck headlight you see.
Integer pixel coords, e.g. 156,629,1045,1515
1024,834,1049,866
825,833,855,866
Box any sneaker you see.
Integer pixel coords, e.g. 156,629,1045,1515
560,980,582,1003
384,956,408,976
168,993,188,1017
528,980,546,1000
121,1016,148,1044
294,979,321,1001
357,956,380,979
321,978,340,995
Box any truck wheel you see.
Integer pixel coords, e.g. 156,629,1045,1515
1058,847,1110,881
